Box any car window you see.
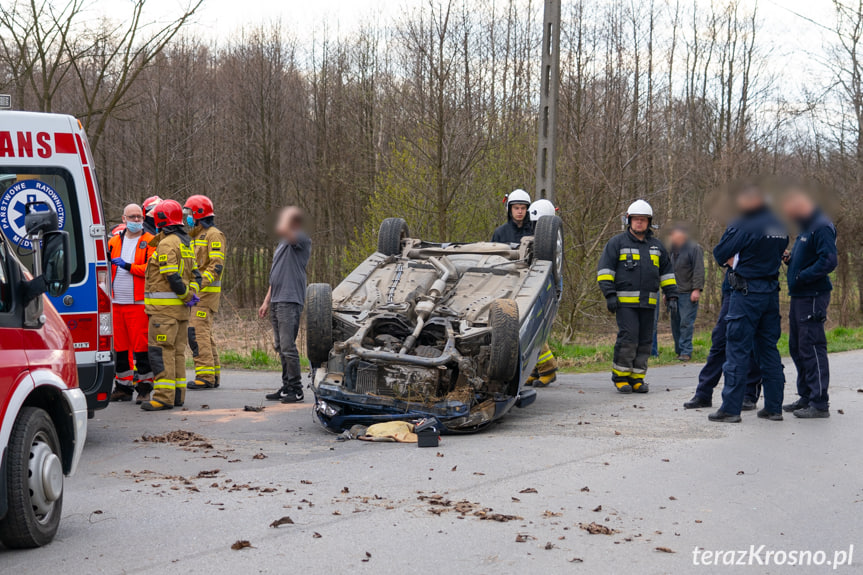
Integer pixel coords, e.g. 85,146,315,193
0,168,84,284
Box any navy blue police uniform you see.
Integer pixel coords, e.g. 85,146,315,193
691,271,762,406
713,205,789,416
786,209,837,412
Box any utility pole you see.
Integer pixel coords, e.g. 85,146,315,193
535,0,561,202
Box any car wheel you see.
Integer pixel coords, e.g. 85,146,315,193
534,215,564,285
305,283,333,365
0,407,64,549
488,298,519,381
377,218,409,256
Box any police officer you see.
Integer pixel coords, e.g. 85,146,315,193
492,189,533,243
683,268,763,410
525,199,559,387
184,195,227,390
709,184,788,423
141,199,201,412
781,189,837,419
597,200,678,393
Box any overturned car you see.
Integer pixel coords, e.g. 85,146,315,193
308,215,563,433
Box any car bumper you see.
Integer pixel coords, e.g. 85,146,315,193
61,388,88,476
78,360,115,413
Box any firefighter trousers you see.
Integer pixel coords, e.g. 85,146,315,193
148,316,188,407
188,306,219,385
612,307,655,387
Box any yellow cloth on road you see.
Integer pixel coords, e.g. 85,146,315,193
358,421,418,443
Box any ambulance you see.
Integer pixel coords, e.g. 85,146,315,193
0,108,115,416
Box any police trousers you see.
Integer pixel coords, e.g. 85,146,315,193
721,290,784,415
789,293,830,410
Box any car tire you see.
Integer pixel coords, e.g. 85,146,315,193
305,283,333,365
377,218,409,256
488,298,519,381
534,215,564,285
0,407,64,549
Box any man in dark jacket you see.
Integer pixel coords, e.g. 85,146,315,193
709,184,788,423
597,200,678,394
492,189,533,244
667,224,705,361
781,190,837,419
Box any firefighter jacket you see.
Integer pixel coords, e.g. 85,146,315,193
597,229,678,308
107,230,155,302
144,227,201,319
189,224,226,311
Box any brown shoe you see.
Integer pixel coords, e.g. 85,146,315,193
136,392,151,405
677,355,691,362
110,386,134,402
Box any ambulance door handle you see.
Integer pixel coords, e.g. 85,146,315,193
63,295,73,306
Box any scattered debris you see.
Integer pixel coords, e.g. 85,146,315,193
578,522,618,535
511,497,520,502
436,452,444,457
519,487,538,494
614,430,621,436
592,505,602,512
542,510,562,518
196,469,220,478
544,542,555,550
231,540,253,550
137,430,209,447
838,409,845,415
580,486,590,492
661,459,670,462
655,547,675,553
200,404,210,410
473,472,485,476
341,486,350,494
312,532,323,538
300,480,313,485
252,453,268,460
569,557,584,563
515,534,536,543
270,516,294,528
736,471,745,475
451,465,458,472
362,552,372,563
668,496,677,501
243,405,266,412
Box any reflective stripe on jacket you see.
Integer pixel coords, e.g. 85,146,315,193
190,224,226,311
144,231,200,319
107,230,155,302
597,229,678,308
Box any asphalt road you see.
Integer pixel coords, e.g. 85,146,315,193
3,352,863,574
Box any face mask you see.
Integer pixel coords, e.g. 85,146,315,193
125,221,143,234
185,215,195,228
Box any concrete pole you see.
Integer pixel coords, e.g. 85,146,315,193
535,0,561,202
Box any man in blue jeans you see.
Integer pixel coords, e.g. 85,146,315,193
667,224,704,361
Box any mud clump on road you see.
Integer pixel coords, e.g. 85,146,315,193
417,494,522,522
578,522,619,535
136,430,213,450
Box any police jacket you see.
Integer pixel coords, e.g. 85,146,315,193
144,226,201,319
107,230,155,303
786,209,837,297
713,205,788,294
492,219,534,244
190,220,226,311
597,229,678,308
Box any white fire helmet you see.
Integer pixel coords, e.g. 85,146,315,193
626,199,653,218
528,199,557,221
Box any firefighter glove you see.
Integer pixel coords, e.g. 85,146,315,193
606,295,619,314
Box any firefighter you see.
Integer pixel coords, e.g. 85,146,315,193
141,199,201,412
184,195,227,390
525,199,559,387
492,189,533,243
142,195,162,235
108,204,156,404
597,200,678,393
709,184,788,423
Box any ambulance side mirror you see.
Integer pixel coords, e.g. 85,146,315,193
41,231,70,297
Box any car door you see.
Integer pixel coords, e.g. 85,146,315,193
0,239,28,413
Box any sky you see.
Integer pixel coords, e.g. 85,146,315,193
86,0,840,92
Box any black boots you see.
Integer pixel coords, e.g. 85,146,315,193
684,396,712,409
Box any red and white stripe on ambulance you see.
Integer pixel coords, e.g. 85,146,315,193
0,124,112,366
